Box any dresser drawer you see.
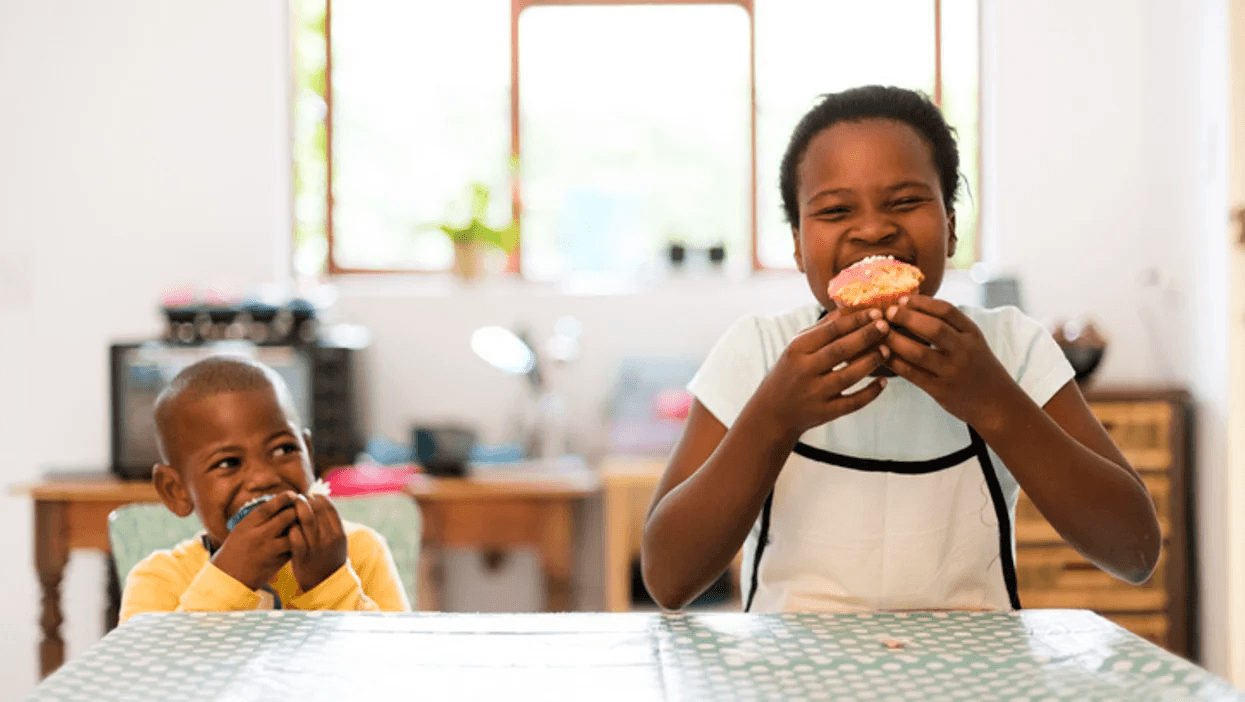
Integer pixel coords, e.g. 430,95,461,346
1014,473,1171,545
1016,544,1168,611
1090,401,1172,451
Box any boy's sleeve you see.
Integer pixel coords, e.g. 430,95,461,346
289,525,409,612
686,315,768,428
119,551,261,624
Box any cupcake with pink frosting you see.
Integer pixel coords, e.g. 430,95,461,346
827,255,924,314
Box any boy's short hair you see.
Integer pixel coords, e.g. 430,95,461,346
153,356,301,464
779,85,962,228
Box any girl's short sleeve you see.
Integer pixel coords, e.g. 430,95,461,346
686,315,769,428
978,305,1075,408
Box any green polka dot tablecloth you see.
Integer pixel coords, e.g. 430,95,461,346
25,609,1244,701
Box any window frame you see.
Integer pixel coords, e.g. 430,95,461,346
308,0,969,276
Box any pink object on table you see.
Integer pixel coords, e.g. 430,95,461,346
324,464,421,496
653,388,694,421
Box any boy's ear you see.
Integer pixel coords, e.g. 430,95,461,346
791,227,806,272
946,209,958,258
303,428,317,473
152,464,194,518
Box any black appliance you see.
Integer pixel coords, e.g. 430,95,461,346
109,339,367,479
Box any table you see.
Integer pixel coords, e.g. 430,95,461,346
25,610,1243,701
19,468,596,677
602,456,744,612
601,455,667,611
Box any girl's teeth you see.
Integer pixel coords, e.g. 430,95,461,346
850,255,895,269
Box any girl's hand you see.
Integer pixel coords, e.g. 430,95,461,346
753,308,891,442
288,494,348,592
882,295,1018,428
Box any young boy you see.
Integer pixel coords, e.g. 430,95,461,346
118,356,408,622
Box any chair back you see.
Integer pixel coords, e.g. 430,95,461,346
108,493,422,608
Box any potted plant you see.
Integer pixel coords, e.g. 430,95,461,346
441,182,519,281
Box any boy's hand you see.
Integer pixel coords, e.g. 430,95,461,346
288,494,348,592
754,307,890,441
212,492,298,590
882,295,1019,428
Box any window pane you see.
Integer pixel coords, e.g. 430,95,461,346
755,0,937,269
292,0,328,276
941,0,980,269
519,5,751,279
330,0,510,270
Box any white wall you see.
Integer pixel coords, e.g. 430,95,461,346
1226,0,1245,685
982,0,1234,678
0,0,291,698
0,0,1238,697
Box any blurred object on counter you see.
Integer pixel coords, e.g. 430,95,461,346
471,316,582,459
324,461,420,497
412,424,478,477
111,335,368,479
607,357,700,455
364,436,415,465
469,442,525,464
667,241,727,272
969,264,1025,312
1051,318,1108,386
653,388,693,421
159,283,337,346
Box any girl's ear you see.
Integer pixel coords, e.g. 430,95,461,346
791,226,806,272
945,209,958,258
153,464,194,518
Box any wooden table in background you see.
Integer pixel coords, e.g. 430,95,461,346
20,468,597,678
601,455,740,612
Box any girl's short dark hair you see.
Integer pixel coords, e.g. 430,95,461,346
779,85,960,228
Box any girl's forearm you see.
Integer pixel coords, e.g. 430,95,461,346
973,386,1161,584
642,405,796,610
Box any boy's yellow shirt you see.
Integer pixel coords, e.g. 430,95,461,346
118,520,409,623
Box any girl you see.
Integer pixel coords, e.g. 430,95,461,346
641,86,1161,613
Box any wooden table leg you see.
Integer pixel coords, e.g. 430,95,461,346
540,500,574,612
35,500,68,678
604,480,632,612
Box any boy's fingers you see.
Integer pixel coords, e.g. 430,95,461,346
288,522,308,559
293,494,318,540
253,491,298,521
260,502,300,538
312,495,342,528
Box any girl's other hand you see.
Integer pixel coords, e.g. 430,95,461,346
882,295,1017,428
753,307,890,442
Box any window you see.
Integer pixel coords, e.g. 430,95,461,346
292,0,979,277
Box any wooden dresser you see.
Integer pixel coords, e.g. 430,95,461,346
1013,388,1197,661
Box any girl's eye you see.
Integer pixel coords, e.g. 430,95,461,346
815,206,850,219
892,197,925,209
